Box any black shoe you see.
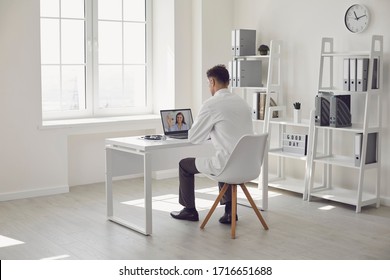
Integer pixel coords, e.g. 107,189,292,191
170,208,199,221
219,212,238,224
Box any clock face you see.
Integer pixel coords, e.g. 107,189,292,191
344,4,369,33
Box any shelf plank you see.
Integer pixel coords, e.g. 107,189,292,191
234,55,270,59
268,177,306,195
313,155,379,170
321,51,370,57
314,124,380,133
233,86,267,90
314,123,362,133
269,118,310,127
313,155,378,170
309,187,378,207
269,148,307,160
313,155,358,168
318,89,380,96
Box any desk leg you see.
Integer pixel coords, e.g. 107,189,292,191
105,147,151,236
106,148,114,217
261,152,269,211
144,152,152,235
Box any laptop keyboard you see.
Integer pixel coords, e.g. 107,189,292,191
168,134,188,139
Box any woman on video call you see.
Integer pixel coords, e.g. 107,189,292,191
166,112,189,131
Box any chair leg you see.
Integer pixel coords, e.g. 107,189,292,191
231,184,237,239
240,184,269,230
200,183,229,229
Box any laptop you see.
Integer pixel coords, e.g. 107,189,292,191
160,109,193,139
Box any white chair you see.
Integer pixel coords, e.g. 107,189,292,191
200,134,269,239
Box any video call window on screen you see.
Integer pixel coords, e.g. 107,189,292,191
160,109,193,132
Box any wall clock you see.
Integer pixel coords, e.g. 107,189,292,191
344,4,370,33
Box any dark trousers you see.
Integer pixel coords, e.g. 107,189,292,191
179,157,231,209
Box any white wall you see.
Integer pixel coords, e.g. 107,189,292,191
152,0,193,112
232,0,390,203
0,0,69,199
152,0,175,111
1,0,389,206
0,0,195,200
0,0,160,200
191,0,234,115
174,0,193,109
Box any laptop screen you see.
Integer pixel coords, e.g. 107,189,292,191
160,109,193,136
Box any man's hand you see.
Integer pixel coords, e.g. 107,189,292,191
166,115,174,128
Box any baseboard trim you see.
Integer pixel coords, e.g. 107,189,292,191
111,170,177,181
112,170,205,181
0,185,69,202
153,169,178,180
380,196,390,207
2,181,388,209
106,170,178,183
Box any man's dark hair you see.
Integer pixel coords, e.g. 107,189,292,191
206,64,230,84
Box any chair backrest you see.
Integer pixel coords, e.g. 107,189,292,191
210,133,268,184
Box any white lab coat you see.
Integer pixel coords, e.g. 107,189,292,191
189,88,254,176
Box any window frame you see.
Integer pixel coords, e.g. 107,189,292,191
41,0,153,121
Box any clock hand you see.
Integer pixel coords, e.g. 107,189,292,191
357,14,367,20
354,11,358,20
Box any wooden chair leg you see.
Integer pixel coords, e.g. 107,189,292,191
240,184,269,230
231,184,237,239
200,183,229,229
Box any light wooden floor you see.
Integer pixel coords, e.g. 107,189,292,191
0,176,389,260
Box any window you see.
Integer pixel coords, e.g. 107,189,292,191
40,0,151,120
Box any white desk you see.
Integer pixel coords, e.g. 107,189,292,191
105,136,214,235
105,136,268,235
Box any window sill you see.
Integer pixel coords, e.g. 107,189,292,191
40,114,161,131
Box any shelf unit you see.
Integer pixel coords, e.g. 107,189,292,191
307,35,383,212
231,40,282,210
232,40,314,204
232,40,283,129
263,105,314,200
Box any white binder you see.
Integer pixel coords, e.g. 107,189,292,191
343,59,350,91
354,133,362,166
252,92,260,120
372,58,380,89
228,60,237,88
354,133,377,166
349,58,357,91
231,30,236,56
234,29,256,56
236,60,262,87
356,58,369,92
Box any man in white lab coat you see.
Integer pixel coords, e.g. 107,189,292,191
170,65,254,223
